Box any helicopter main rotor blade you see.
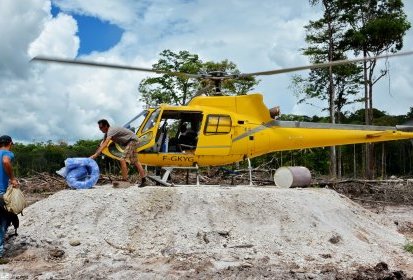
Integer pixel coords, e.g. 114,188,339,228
32,50,413,81
240,50,413,77
31,56,201,79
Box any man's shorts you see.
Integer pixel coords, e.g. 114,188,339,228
123,140,139,164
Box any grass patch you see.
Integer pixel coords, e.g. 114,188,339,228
404,241,413,253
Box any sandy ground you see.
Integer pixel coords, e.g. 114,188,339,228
0,184,412,279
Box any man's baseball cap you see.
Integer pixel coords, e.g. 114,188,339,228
0,135,13,145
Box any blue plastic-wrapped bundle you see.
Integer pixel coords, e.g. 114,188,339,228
63,158,100,189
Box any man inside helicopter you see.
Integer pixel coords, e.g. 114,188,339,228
177,122,198,151
90,119,147,187
155,111,202,153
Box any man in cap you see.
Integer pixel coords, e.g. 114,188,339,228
90,119,147,187
0,135,19,264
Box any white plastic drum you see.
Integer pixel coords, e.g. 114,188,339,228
274,166,311,188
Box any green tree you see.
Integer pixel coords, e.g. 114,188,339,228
138,50,258,106
292,0,363,178
139,50,203,106
339,0,411,178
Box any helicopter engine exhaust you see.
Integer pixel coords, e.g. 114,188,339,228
269,106,280,119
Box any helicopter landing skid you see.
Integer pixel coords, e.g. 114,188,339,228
146,174,173,187
147,165,200,187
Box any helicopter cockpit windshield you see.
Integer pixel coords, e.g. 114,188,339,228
132,108,162,151
142,108,160,133
122,110,148,133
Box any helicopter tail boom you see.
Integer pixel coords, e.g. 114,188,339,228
240,120,413,158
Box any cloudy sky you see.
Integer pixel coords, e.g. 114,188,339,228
1,0,413,143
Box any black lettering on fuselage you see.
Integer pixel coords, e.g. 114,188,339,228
162,155,194,162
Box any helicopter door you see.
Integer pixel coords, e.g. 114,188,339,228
136,108,161,152
195,114,232,155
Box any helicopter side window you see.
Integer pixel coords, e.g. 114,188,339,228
142,109,160,133
205,115,231,134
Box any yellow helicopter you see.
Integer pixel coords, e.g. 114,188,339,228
33,52,413,183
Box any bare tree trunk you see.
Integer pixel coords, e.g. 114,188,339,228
280,151,283,166
381,143,385,178
337,146,342,178
336,111,343,178
353,144,357,178
367,80,375,178
363,49,374,179
327,16,336,178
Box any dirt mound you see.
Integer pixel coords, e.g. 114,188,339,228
3,185,413,279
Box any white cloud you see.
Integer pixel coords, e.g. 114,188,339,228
0,0,412,144
52,0,148,26
28,13,79,58
0,0,49,78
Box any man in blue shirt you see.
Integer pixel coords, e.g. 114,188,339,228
0,135,19,264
